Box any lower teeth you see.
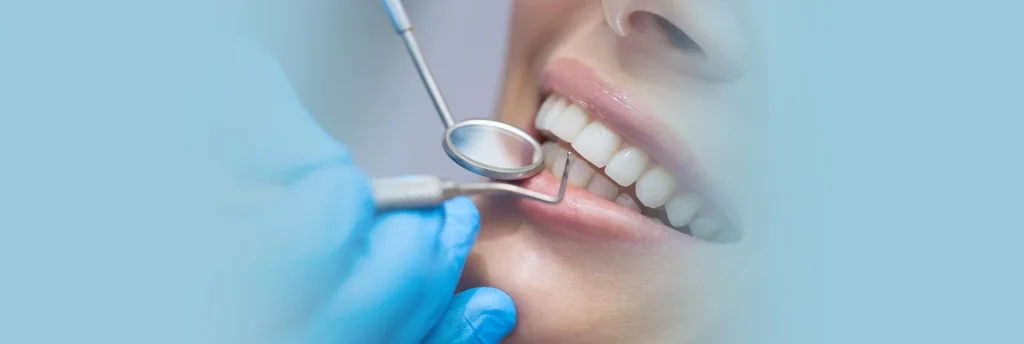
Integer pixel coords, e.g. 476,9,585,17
537,104,738,242
542,140,709,235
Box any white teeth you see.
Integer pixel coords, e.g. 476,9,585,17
548,103,590,142
534,95,558,132
586,174,619,201
635,167,677,208
614,194,640,211
542,142,559,169
664,193,701,227
571,121,622,168
549,144,570,178
535,95,569,136
604,146,650,187
537,94,723,237
567,158,595,187
690,212,721,240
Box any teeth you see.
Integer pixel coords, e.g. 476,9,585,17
536,94,729,240
689,212,721,240
549,144,570,178
567,158,596,187
548,103,590,142
535,95,569,137
542,142,559,169
635,167,677,208
586,174,619,200
604,146,650,187
571,121,622,168
664,193,701,227
614,194,640,211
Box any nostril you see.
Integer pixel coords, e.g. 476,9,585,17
630,11,705,56
602,0,748,81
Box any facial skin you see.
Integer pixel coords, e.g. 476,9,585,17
458,1,760,343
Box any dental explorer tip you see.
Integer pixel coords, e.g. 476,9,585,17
555,152,572,200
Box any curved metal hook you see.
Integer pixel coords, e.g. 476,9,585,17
448,152,572,204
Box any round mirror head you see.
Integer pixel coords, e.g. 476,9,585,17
443,119,544,180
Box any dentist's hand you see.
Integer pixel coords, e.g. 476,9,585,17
215,46,515,343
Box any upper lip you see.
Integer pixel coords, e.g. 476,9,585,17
538,57,736,228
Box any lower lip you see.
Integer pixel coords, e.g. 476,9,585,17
516,171,695,245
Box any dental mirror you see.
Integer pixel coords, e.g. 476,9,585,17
444,120,544,180
383,0,547,181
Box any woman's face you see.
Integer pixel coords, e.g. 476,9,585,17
460,0,758,342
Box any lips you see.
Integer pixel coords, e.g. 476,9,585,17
517,171,686,243
515,57,741,243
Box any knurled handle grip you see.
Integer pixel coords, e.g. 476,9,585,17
371,176,451,210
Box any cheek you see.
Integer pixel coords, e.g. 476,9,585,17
460,237,639,341
462,212,757,341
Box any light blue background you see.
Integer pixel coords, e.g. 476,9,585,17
257,0,511,181
1,0,1021,343
752,0,1024,342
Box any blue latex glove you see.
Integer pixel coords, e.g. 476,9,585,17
214,45,516,343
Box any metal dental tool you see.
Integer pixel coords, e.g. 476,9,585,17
371,0,572,210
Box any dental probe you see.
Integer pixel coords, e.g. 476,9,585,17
382,0,455,128
371,152,573,210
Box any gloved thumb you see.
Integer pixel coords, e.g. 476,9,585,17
422,287,517,344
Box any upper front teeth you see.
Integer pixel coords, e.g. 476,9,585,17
536,94,717,237
548,102,589,142
605,146,649,187
534,95,569,135
571,121,622,168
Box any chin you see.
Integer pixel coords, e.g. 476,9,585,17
459,1,760,343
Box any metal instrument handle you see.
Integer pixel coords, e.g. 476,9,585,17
381,0,456,128
370,176,455,210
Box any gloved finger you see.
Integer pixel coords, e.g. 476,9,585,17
390,196,482,340
325,196,481,343
304,204,444,343
217,44,351,182
436,196,482,273
206,45,377,343
220,164,376,331
422,287,517,344
213,45,376,311
347,196,479,287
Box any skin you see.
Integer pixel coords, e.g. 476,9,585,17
458,1,761,343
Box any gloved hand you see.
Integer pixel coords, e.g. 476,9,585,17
212,45,516,343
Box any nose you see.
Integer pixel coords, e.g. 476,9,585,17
602,0,748,81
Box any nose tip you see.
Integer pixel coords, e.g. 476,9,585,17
602,0,749,82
